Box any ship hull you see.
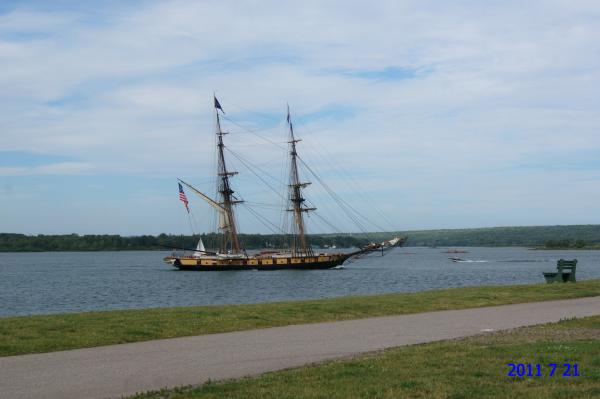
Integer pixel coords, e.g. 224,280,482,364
163,237,405,271
165,254,350,271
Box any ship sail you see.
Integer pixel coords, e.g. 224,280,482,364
193,237,206,257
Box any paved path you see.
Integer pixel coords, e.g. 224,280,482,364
2,296,600,399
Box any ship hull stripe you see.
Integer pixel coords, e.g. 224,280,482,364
173,258,348,271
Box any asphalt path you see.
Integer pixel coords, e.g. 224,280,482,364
2,296,600,399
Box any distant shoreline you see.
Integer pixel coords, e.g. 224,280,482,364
2,224,600,252
531,247,600,251
4,246,600,253
0,245,525,253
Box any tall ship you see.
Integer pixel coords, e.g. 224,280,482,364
164,97,405,271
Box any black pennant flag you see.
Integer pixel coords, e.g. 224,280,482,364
214,96,224,113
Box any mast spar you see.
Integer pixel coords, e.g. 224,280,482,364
214,96,242,254
287,105,315,256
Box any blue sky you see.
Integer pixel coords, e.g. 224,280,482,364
1,0,600,235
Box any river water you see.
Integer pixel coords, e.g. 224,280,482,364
1,247,599,317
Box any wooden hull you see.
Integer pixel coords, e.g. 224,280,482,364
165,254,350,271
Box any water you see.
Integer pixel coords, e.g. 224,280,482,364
1,247,599,317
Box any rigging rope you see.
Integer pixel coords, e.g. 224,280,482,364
221,115,287,150
297,155,385,238
242,203,286,234
302,138,397,233
225,148,287,202
214,109,391,244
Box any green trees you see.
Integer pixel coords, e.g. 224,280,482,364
545,239,588,249
1,225,599,252
403,225,600,248
0,233,367,252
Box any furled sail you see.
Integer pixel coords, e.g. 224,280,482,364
218,211,230,231
178,179,231,232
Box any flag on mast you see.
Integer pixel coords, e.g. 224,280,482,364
214,96,224,113
178,182,190,213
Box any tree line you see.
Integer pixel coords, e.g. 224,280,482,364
543,239,590,249
0,233,369,252
401,225,600,247
1,224,599,252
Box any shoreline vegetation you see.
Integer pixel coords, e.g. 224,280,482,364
533,239,600,250
131,315,600,399
2,224,600,252
1,279,599,357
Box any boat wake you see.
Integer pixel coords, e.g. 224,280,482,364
450,258,489,263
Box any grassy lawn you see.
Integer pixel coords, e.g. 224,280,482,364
131,316,600,399
1,279,600,357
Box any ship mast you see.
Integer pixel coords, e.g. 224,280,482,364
286,106,315,256
214,96,242,254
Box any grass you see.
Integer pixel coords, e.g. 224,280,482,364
130,316,600,399
1,279,600,357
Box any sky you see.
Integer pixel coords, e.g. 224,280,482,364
1,0,599,236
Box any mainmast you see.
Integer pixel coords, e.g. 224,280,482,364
214,96,242,254
286,106,315,256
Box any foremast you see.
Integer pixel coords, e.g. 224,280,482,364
214,96,242,254
286,106,315,256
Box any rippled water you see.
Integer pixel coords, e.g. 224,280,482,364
1,247,599,317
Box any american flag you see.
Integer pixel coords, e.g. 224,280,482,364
178,183,190,213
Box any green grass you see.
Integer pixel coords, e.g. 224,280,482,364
1,279,600,357
130,316,600,399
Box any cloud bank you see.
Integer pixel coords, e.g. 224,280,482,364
1,0,599,234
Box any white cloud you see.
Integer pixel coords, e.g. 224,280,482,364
0,9,77,32
0,162,93,176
